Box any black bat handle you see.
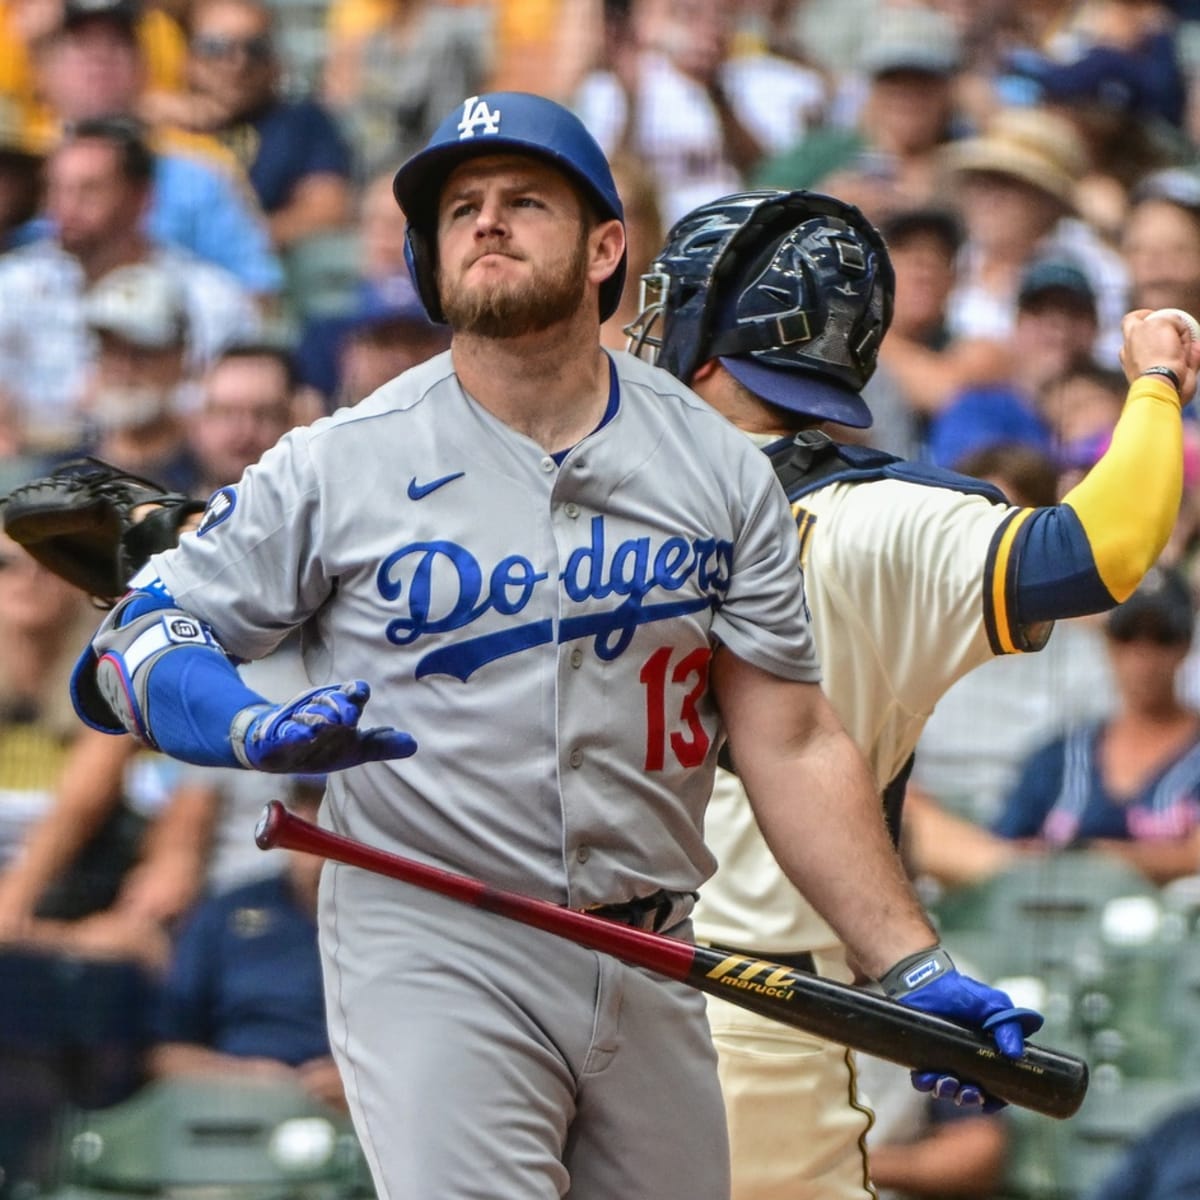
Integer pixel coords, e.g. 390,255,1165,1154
687,945,1087,1119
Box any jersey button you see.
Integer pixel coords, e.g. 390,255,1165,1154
540,456,555,472
576,845,591,863
564,501,580,519
569,647,583,669
568,748,583,768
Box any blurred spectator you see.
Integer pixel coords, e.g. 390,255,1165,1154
149,785,344,1112
998,0,1186,131
67,261,203,492
1041,359,1129,485
0,525,170,1188
864,206,1011,459
1087,1094,1200,1200
294,169,449,406
1122,167,1200,319
32,0,283,296
188,342,306,494
602,149,663,352
0,0,187,127
943,104,1129,365
755,5,963,225
321,0,492,183
0,118,259,453
993,564,1200,886
0,95,46,253
573,0,817,223
334,284,450,408
925,258,1099,468
148,0,353,251
113,344,315,926
905,442,1116,886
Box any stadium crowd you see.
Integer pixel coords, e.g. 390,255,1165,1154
5,0,1200,1196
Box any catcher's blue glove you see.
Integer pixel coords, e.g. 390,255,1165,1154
882,945,1044,1112
231,680,417,774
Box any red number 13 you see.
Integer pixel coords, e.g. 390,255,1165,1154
640,646,712,771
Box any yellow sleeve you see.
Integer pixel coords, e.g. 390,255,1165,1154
1061,374,1184,602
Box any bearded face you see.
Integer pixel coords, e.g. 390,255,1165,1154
437,223,592,338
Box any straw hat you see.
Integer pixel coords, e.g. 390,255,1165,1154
943,107,1089,212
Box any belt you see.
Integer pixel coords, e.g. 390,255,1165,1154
708,943,817,974
583,889,695,933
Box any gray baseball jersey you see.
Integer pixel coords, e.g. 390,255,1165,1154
152,349,818,904
148,347,821,1196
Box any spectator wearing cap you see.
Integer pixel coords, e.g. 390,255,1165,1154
753,5,963,224
1122,167,1200,319
925,258,1100,468
144,0,353,251
863,206,1012,458
30,0,283,297
943,104,1129,365
0,119,259,453
993,563,1200,885
66,261,203,493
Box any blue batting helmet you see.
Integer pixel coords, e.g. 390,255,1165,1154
627,190,894,428
392,92,627,324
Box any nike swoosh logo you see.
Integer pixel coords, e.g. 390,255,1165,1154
407,472,464,500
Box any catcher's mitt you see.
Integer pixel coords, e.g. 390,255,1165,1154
1,458,206,602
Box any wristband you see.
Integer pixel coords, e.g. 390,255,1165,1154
1140,365,1182,392
879,944,955,997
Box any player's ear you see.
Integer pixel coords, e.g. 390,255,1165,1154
691,361,720,383
587,219,625,289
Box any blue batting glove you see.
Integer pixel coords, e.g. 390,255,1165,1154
882,945,1044,1111
230,680,417,774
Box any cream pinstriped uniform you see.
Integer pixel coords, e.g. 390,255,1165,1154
695,472,1029,1200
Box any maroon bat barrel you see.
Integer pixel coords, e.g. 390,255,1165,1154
255,800,1088,1119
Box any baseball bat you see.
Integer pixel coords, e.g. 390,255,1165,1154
255,800,1087,1119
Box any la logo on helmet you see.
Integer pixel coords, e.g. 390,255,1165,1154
458,96,501,140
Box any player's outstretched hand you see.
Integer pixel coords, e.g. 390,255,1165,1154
231,681,417,774
1120,308,1200,405
881,945,1044,1112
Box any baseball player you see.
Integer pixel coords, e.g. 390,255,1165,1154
67,98,1037,1197
626,188,1195,1199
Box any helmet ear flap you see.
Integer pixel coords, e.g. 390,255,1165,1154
404,227,443,324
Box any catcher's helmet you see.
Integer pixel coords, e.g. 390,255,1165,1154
392,92,626,324
628,190,894,428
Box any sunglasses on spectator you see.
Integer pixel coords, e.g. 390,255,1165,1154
191,34,273,63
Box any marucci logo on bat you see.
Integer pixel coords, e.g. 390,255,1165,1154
705,955,798,1000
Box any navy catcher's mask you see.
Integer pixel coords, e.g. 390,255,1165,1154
393,92,627,324
628,190,894,428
